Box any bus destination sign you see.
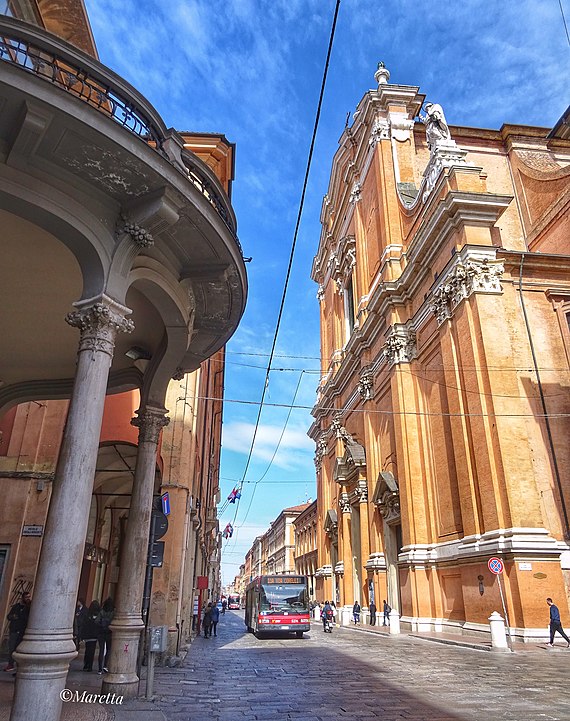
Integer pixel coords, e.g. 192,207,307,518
267,577,303,584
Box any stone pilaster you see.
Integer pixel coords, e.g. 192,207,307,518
102,406,169,698
11,298,133,721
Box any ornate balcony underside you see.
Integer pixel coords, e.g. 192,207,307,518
0,17,247,410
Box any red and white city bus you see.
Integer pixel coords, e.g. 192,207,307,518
245,574,310,638
227,595,240,610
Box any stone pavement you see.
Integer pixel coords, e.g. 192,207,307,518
2,613,569,720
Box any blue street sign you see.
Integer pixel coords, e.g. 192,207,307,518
161,491,171,516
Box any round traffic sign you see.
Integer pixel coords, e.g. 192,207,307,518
488,557,504,575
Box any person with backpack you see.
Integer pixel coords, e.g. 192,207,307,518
97,597,114,674
321,600,334,632
383,599,391,626
5,591,31,671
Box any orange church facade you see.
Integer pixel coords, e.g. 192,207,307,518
309,65,570,641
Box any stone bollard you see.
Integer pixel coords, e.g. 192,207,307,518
389,609,401,635
489,611,509,651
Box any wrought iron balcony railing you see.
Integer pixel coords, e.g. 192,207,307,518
0,16,240,249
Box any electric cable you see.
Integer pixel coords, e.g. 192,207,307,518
221,0,342,549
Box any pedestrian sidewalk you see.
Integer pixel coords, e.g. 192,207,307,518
325,619,565,654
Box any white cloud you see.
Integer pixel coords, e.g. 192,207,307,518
222,419,314,469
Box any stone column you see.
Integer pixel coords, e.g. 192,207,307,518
339,493,353,606
356,479,370,604
102,406,169,698
10,299,133,721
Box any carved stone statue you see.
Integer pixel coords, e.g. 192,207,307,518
422,102,451,151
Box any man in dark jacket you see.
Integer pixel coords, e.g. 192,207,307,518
369,601,377,626
547,597,570,647
5,591,31,671
74,598,88,650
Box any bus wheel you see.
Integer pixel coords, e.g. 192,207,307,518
295,631,304,638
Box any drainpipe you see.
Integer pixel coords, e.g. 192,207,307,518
517,253,569,539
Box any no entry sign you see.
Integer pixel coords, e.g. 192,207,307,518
488,557,504,575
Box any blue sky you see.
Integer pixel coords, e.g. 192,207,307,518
84,0,570,583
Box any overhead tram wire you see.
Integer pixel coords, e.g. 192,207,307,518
221,0,342,552
218,370,305,518
224,370,306,553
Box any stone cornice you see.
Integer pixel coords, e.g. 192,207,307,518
398,527,568,567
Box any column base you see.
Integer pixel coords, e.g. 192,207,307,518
11,631,77,721
101,678,140,699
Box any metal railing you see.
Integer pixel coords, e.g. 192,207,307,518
0,17,242,253
182,151,240,247
0,31,166,150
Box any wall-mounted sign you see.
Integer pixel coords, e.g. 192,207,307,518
533,572,547,579
518,562,532,571
22,525,43,537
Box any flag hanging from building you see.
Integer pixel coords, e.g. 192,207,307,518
227,487,242,503
223,523,234,539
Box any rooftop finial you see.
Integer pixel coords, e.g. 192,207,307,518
375,61,390,86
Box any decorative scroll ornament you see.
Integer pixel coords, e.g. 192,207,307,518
172,367,185,381
430,257,505,326
117,215,154,248
314,433,328,471
331,415,359,450
131,407,170,444
339,492,352,514
377,489,400,523
349,182,362,205
317,284,325,303
383,325,417,366
369,116,390,145
358,366,374,400
66,301,134,356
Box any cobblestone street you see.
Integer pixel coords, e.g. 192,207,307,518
135,610,570,721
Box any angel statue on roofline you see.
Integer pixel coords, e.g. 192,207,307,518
421,102,452,151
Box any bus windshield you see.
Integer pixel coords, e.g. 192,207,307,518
259,582,307,614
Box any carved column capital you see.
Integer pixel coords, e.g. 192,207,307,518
66,299,134,356
339,492,352,514
131,407,170,444
353,481,368,504
317,284,325,303
430,254,505,326
383,324,417,366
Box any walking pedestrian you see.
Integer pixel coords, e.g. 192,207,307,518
369,601,377,626
210,602,220,637
82,601,102,671
352,601,361,625
221,599,227,615
382,599,391,626
546,597,570,647
5,591,31,671
203,603,213,638
97,597,114,673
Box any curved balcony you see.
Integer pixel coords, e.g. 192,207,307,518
0,15,240,248
0,16,247,411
